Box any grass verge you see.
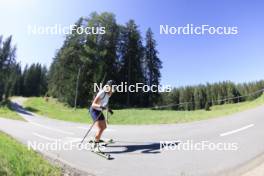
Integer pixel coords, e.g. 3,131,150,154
0,101,24,121
0,131,61,176
23,94,264,124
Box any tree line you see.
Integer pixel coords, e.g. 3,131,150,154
160,80,264,111
0,36,47,102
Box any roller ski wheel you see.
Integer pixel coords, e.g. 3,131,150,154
90,143,111,160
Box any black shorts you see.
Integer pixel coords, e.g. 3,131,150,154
89,107,105,122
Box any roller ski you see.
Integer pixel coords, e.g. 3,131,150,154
101,138,114,146
88,138,115,146
90,141,112,160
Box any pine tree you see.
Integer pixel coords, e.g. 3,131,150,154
118,20,145,106
144,28,162,106
0,35,16,101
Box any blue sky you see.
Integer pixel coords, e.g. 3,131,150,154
0,0,263,87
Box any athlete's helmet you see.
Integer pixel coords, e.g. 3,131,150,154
105,80,115,86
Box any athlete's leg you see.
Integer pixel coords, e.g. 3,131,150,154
94,120,107,142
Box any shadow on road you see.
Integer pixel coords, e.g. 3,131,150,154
106,141,180,154
10,102,33,116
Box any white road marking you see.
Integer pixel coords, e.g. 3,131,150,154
33,133,82,143
220,124,254,137
29,122,74,135
33,132,58,141
65,137,82,143
77,126,115,132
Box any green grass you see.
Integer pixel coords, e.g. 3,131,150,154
24,98,91,123
23,94,264,124
0,102,24,121
0,131,61,176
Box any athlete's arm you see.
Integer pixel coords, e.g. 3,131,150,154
91,95,102,109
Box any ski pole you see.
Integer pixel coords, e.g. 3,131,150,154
106,108,109,124
79,111,103,145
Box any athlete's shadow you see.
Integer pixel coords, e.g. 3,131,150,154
105,141,180,154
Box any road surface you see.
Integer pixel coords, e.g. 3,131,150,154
0,99,263,176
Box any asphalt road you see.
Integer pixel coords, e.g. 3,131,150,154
0,99,264,176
